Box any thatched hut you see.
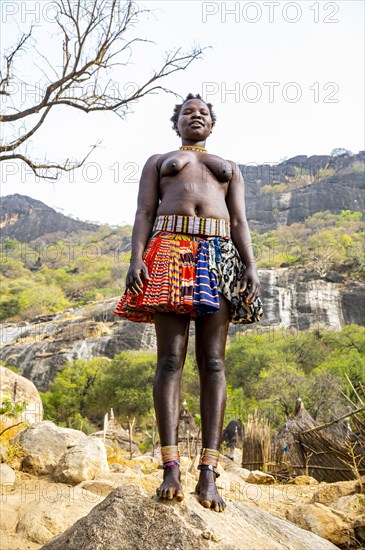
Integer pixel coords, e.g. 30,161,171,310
276,399,365,482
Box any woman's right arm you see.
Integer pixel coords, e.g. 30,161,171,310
126,154,160,294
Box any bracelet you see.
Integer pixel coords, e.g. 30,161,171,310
197,464,220,478
163,460,180,469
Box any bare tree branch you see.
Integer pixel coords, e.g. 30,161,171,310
0,28,33,94
0,0,205,178
1,141,99,180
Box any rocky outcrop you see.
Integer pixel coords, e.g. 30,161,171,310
40,484,337,550
0,194,99,243
243,153,364,232
0,365,43,427
1,445,364,550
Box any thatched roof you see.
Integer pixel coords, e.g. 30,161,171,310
276,399,365,482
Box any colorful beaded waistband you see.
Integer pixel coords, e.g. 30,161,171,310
153,215,231,238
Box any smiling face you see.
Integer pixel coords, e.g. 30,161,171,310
177,99,213,144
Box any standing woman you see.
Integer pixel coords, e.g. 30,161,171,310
114,93,263,512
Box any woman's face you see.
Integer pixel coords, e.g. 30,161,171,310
177,99,213,140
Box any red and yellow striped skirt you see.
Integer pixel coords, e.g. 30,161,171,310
114,216,263,324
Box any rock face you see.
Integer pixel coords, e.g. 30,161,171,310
53,436,109,484
243,153,365,233
0,365,43,426
0,299,157,391
12,421,86,475
41,484,338,550
254,268,365,332
0,194,99,243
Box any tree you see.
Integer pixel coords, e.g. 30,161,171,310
41,357,109,430
331,148,353,157
1,0,204,178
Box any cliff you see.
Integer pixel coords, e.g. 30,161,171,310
242,152,365,232
0,194,99,243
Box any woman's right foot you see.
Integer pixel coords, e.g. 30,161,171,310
156,467,184,501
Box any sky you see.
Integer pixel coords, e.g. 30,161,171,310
1,0,364,225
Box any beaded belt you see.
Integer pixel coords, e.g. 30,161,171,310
153,214,231,238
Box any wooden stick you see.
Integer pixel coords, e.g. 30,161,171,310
301,406,365,434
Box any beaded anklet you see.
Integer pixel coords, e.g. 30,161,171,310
198,447,220,478
161,445,180,469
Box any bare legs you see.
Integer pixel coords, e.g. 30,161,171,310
154,296,230,511
195,296,230,511
154,312,190,501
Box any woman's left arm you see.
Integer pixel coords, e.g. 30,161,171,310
225,160,260,304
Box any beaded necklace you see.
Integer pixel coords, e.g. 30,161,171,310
179,145,207,153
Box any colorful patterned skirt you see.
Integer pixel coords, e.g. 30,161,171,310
114,215,263,324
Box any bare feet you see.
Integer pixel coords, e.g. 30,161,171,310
195,470,226,512
156,467,184,502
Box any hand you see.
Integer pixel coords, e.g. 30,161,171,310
239,265,260,305
126,259,150,295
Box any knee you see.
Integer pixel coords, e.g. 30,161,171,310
201,356,225,375
158,353,183,374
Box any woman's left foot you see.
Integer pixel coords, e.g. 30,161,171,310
195,469,226,512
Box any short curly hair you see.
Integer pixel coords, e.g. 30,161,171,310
170,93,216,136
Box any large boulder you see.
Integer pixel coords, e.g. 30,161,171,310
11,421,86,474
53,436,109,484
0,366,43,428
40,485,338,550
15,485,102,545
286,502,352,547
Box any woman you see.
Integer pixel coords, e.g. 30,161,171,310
114,93,263,512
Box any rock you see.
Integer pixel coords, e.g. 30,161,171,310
0,463,16,488
79,479,120,497
16,485,102,545
40,484,338,550
309,479,360,505
91,413,141,457
224,464,251,480
109,463,127,473
286,502,352,547
0,366,43,428
0,500,20,533
331,493,364,522
93,431,141,457
246,470,276,485
353,515,365,544
0,442,6,462
53,437,109,484
323,271,345,283
12,421,86,475
133,455,159,464
290,476,319,486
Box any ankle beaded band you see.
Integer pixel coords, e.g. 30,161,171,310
163,460,180,469
161,445,180,469
199,447,220,468
197,464,220,478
